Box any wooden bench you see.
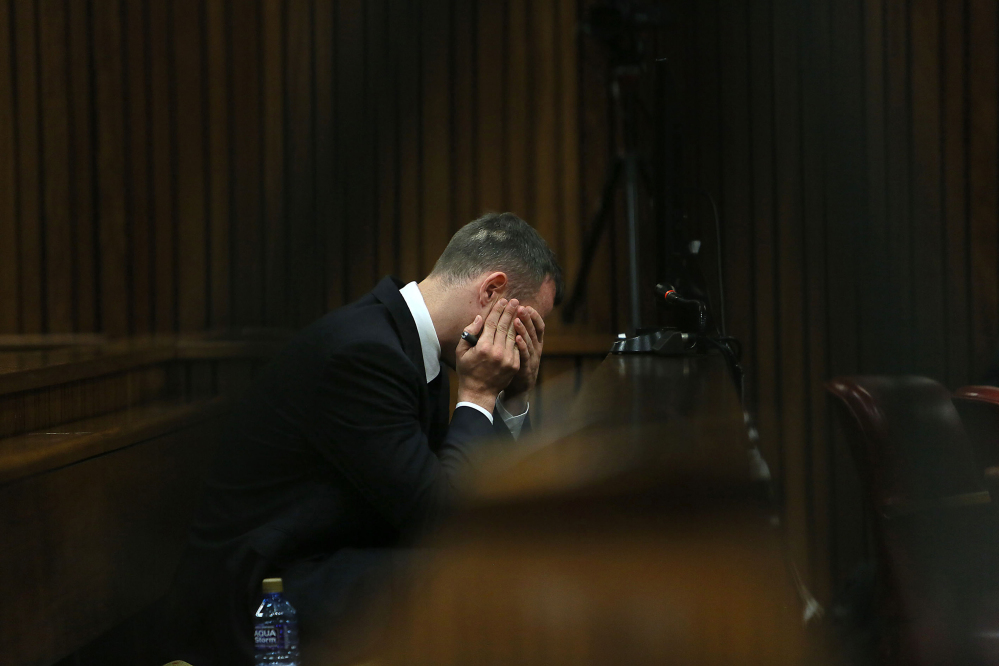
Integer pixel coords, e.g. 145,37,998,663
0,335,283,666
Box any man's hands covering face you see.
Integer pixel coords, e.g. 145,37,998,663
504,305,545,410
455,298,523,414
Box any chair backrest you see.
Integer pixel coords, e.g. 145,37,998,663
825,376,985,516
952,386,999,490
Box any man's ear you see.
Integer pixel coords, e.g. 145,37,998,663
478,272,508,306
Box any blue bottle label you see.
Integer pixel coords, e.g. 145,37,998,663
254,624,287,651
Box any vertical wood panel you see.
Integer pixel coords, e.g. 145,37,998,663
532,1,561,300
39,0,73,333
475,0,505,210
825,0,867,592
0,0,17,332
799,0,830,601
124,0,152,335
967,0,998,372
420,0,451,274
262,0,285,325
450,0,475,234
372,0,396,277
174,0,208,331
149,0,176,333
942,0,970,387
338,0,373,298
315,0,341,309
14,0,43,332
230,0,263,325
286,0,319,325
748,0,782,511
92,0,128,336
557,0,580,316
395,0,421,284
772,0,809,581
206,0,231,329
67,0,96,332
910,0,944,380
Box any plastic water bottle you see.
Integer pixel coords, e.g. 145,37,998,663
254,577,301,666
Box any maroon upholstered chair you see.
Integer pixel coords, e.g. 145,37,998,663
953,386,999,498
825,376,995,666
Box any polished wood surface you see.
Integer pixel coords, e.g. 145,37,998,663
371,352,813,666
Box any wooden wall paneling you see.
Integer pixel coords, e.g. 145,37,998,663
558,0,581,320
884,0,914,371
230,0,264,326
967,0,998,373
694,0,722,334
0,0,18,333
92,0,129,337
420,0,452,275
39,0,73,334
909,0,945,382
772,0,809,582
860,0,888,372
366,0,389,283
315,0,342,309
262,0,286,326
372,0,397,279
449,0,475,233
506,0,532,221
149,0,176,333
313,0,335,304
576,0,613,333
531,0,562,328
825,0,868,592
13,0,43,333
124,0,152,336
475,0,505,211
941,0,970,388
339,0,374,296
286,0,319,326
67,0,96,332
799,0,831,601
206,0,231,330
175,0,209,332
748,0,782,506
717,0,753,371
357,0,379,293
395,0,422,285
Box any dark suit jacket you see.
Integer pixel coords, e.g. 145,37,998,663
164,276,516,665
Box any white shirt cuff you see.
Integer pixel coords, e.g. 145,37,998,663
455,401,494,424
496,390,528,439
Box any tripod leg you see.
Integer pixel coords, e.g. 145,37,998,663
562,158,623,323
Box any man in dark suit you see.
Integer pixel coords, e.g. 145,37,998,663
164,212,562,665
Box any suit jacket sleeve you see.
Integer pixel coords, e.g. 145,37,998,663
310,341,495,535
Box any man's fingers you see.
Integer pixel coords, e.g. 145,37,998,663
456,315,483,353
514,317,535,355
528,307,545,343
496,298,519,342
519,307,540,348
515,334,529,358
481,299,507,345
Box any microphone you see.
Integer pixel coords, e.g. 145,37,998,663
654,284,708,334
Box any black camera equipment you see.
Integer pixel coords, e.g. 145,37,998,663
563,1,671,333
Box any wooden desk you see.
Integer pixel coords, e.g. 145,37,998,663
372,353,817,666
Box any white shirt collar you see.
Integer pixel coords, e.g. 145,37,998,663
399,281,442,383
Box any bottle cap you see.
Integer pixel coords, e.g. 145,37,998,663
262,577,283,594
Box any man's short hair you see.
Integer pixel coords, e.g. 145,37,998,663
430,212,564,305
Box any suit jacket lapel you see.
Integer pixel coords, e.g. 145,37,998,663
371,276,425,375
372,276,441,435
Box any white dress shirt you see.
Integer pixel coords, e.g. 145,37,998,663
399,281,528,439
